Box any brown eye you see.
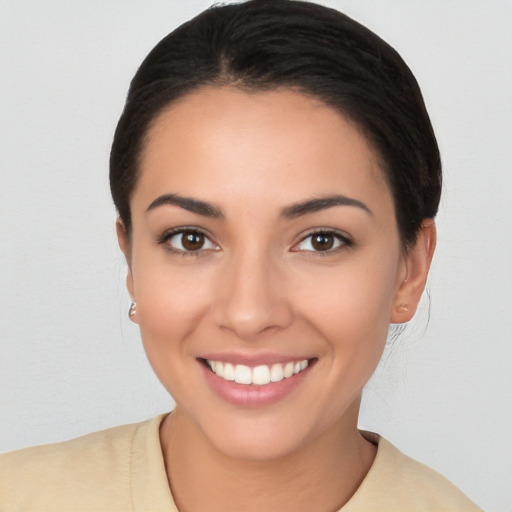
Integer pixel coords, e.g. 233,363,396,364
182,232,205,251
164,229,218,253
293,231,350,253
311,234,334,251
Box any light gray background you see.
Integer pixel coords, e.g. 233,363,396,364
1,1,511,511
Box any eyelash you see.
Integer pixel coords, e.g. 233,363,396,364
157,227,218,257
292,229,353,256
157,228,353,257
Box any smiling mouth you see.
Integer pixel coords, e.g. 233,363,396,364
201,358,315,386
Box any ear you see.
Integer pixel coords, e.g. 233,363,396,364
390,219,437,324
116,218,135,302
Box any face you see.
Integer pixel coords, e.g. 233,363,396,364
120,87,428,461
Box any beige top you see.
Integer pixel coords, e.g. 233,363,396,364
0,414,482,511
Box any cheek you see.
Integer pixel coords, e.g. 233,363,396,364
293,251,400,353
131,254,215,355
132,262,217,402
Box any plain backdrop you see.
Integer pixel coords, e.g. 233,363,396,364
1,1,511,511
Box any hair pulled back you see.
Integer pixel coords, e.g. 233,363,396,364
110,0,441,247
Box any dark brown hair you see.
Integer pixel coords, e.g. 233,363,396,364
110,0,441,247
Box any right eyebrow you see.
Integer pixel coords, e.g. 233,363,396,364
145,193,224,219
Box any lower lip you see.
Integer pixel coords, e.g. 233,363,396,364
200,360,314,407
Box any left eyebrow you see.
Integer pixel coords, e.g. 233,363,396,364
280,195,373,219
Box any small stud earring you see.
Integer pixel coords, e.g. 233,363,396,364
396,304,409,313
128,302,137,318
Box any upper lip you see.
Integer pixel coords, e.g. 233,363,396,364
199,352,315,367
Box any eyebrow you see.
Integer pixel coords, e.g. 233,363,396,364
146,193,224,219
146,192,371,220
280,195,372,219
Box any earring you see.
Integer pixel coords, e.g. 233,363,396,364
396,304,409,313
128,302,137,318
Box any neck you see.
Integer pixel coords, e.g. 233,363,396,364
159,402,376,512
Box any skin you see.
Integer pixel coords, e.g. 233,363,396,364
117,86,436,511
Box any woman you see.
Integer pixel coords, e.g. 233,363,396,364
0,1,484,510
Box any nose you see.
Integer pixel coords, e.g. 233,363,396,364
213,250,294,341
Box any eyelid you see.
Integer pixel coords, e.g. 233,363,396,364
157,226,219,255
291,228,353,253
156,226,352,256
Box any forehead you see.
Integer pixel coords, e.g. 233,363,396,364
135,86,392,214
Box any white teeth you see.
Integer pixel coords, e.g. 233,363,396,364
234,364,252,384
270,364,284,382
206,359,310,386
215,361,224,375
223,362,235,381
252,365,271,386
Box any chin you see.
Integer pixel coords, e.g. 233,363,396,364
207,421,307,462
186,401,337,463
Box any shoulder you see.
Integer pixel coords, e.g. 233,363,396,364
0,416,164,511
342,432,483,512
